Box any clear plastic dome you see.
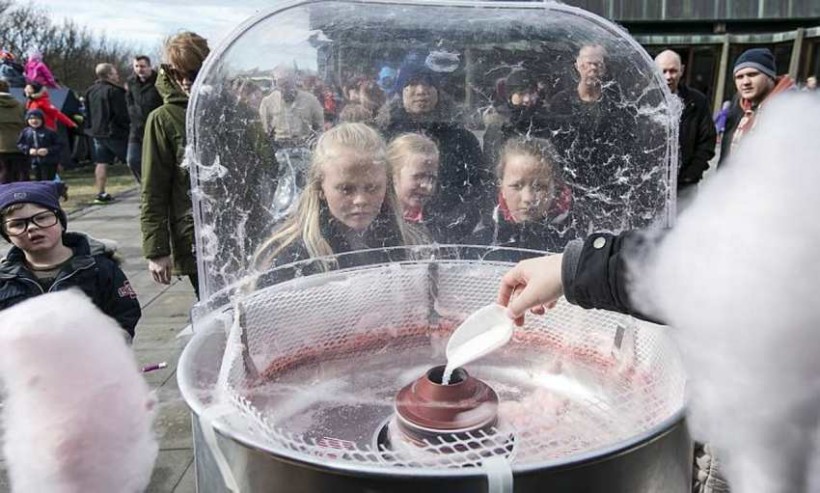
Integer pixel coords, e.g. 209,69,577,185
188,0,678,299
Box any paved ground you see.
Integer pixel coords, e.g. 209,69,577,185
0,188,197,493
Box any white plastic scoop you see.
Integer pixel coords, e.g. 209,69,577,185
442,304,514,385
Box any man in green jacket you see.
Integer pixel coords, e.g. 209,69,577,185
0,79,27,183
140,32,209,297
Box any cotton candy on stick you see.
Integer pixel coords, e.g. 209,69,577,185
0,290,158,492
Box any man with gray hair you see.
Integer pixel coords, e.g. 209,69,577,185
84,62,130,203
654,50,716,195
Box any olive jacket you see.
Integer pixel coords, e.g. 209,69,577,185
140,67,196,276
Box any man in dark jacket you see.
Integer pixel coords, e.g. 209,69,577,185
719,48,795,166
84,63,130,203
655,50,716,196
125,56,162,183
377,60,488,242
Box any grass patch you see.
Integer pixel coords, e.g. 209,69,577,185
60,164,138,213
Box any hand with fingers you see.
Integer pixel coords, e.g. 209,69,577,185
497,254,564,326
148,256,174,285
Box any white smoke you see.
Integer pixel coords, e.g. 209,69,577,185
0,290,158,492
638,93,820,493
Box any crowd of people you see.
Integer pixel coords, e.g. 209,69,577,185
0,39,815,337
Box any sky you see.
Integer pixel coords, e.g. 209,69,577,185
26,0,272,53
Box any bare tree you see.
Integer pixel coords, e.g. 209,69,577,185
0,0,133,91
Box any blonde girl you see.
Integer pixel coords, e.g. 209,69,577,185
255,122,417,271
386,133,440,223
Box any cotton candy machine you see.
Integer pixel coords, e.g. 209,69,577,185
180,0,686,491
180,251,690,491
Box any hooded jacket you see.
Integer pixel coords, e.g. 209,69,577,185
84,79,130,140
140,67,196,276
0,92,25,153
25,86,77,131
125,71,163,142
0,232,141,337
16,121,62,167
24,54,58,89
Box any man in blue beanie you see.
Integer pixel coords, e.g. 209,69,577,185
719,48,795,165
0,181,141,339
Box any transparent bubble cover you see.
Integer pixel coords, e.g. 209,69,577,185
187,0,678,299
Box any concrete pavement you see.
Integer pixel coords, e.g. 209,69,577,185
0,188,198,493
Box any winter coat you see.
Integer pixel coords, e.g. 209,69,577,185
84,79,130,140
467,201,575,262
377,95,489,242
257,204,407,286
0,233,141,337
25,87,77,131
561,231,659,322
140,67,196,276
125,71,163,142
0,93,25,153
677,84,717,189
24,56,58,89
16,125,62,167
0,60,26,88
719,75,795,166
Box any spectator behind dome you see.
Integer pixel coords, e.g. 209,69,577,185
376,58,488,243
377,66,397,96
24,50,58,89
467,137,575,260
254,123,420,279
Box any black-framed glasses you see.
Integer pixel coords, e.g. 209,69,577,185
3,210,59,236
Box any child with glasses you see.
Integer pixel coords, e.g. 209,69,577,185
0,181,141,340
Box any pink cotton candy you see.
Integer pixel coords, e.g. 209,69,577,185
0,290,157,493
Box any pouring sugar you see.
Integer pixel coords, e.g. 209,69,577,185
442,304,514,385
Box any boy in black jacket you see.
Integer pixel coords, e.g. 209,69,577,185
16,109,62,181
0,181,141,340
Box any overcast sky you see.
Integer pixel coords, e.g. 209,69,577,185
27,0,271,52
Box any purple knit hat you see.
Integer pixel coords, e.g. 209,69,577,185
0,181,66,241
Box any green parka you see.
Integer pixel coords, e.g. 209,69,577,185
140,68,196,275
0,93,25,153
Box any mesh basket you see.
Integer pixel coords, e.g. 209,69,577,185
213,248,686,470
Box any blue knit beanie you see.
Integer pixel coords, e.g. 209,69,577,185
25,108,44,120
734,48,776,80
0,181,66,241
395,61,439,92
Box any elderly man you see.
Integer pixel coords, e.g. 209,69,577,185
377,59,487,242
720,48,795,165
654,50,716,194
85,63,130,203
258,67,324,147
548,44,641,231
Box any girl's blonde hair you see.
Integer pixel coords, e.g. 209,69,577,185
386,133,439,179
496,136,560,183
255,123,419,271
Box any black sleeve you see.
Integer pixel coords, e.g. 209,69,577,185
683,102,717,182
125,83,140,123
100,259,141,338
562,231,663,323
113,87,131,130
16,129,31,154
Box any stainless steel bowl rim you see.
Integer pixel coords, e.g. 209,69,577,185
178,324,687,478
